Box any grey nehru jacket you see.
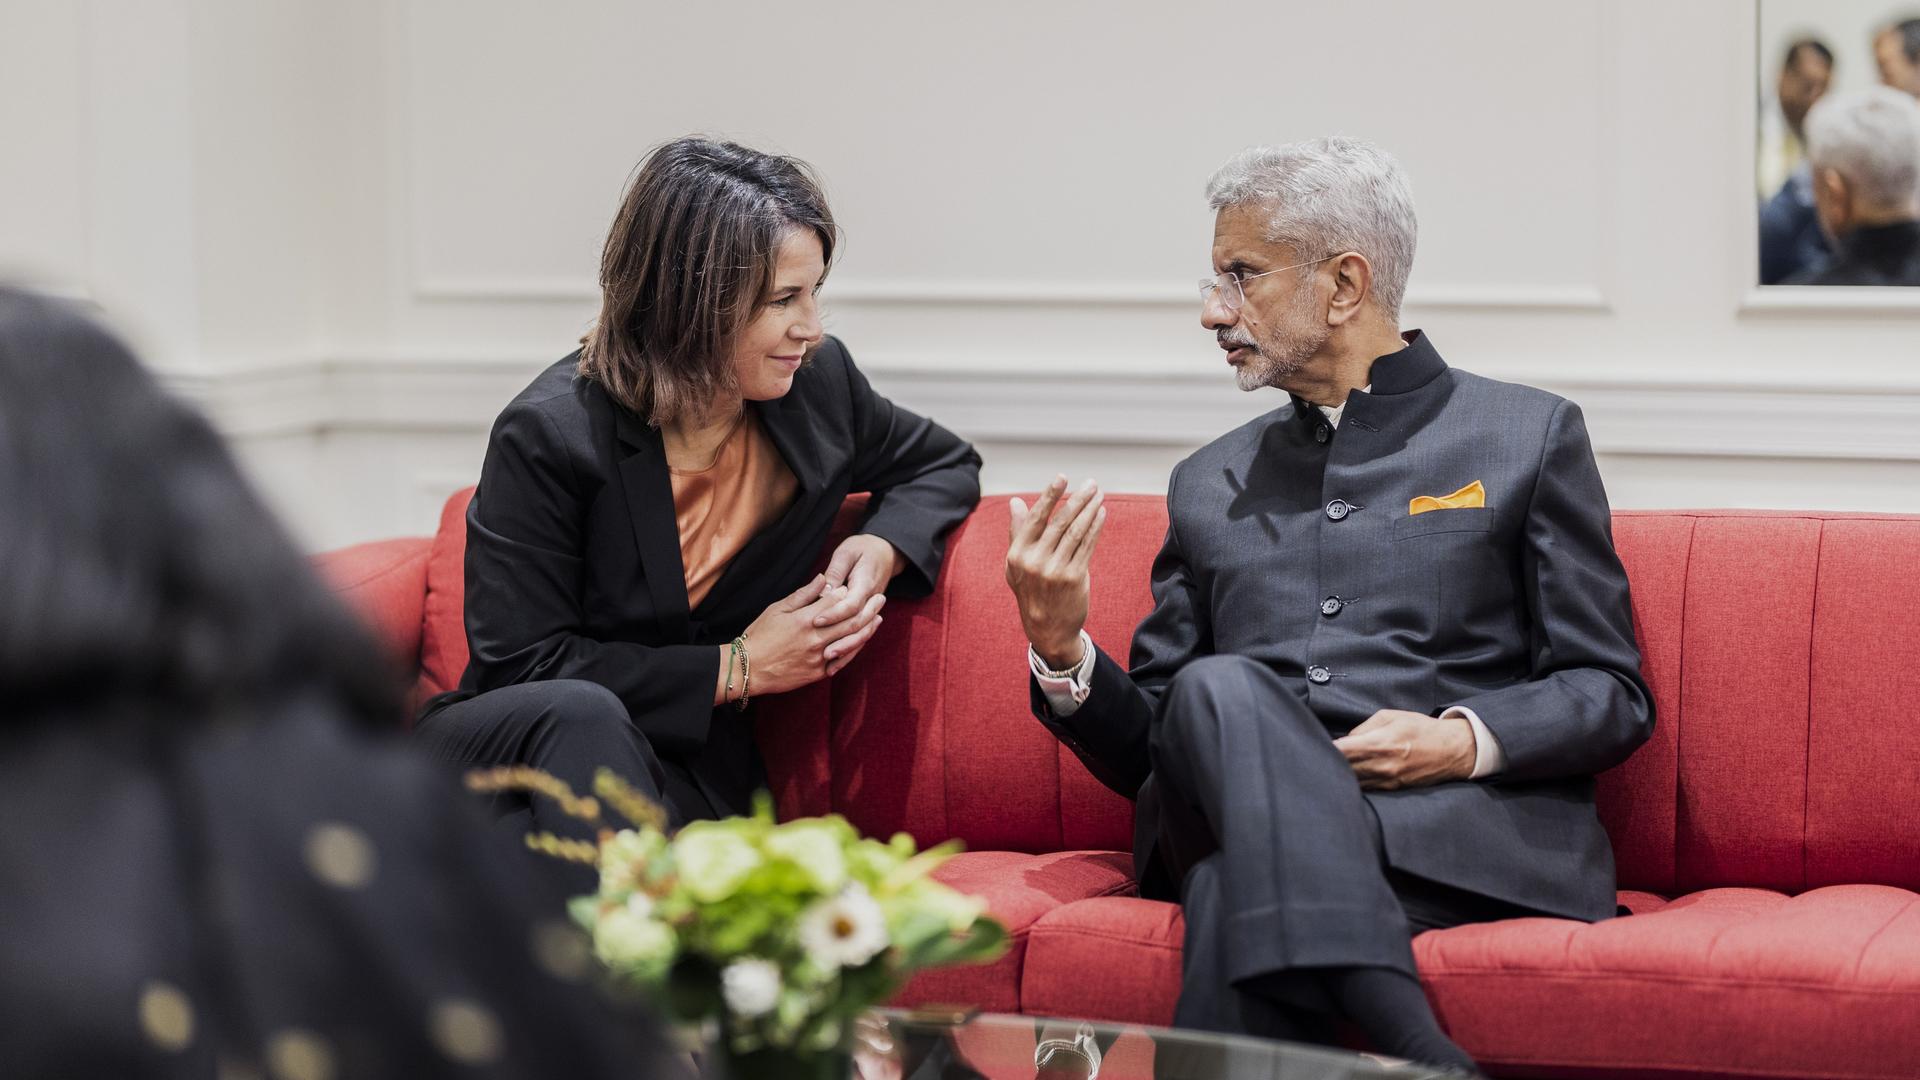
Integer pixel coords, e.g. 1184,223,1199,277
1030,330,1653,921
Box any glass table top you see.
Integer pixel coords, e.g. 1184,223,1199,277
851,1009,1463,1079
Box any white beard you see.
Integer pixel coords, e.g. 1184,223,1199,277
1231,299,1329,391
1235,349,1304,392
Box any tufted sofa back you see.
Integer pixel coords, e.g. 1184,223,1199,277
1600,511,1920,894
414,489,1920,895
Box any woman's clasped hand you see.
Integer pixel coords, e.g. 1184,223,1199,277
732,569,887,703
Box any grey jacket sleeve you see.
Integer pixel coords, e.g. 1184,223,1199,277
1452,401,1654,780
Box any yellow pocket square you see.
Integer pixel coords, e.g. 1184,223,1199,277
1409,480,1486,516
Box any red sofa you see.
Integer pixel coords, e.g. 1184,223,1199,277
320,488,1920,1079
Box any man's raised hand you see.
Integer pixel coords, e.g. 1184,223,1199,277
1005,476,1107,670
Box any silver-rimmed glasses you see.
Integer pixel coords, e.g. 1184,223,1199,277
1198,255,1336,311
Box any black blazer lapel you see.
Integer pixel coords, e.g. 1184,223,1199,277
614,407,693,643
750,394,824,498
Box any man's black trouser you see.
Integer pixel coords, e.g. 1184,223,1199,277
1147,655,1529,1037
414,679,744,890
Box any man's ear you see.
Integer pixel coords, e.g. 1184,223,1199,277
1325,252,1372,327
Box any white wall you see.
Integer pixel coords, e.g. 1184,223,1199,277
5,0,1920,551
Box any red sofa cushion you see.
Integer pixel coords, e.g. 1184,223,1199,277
415,487,474,705
892,850,1135,1014
1598,513,1920,897
1803,520,1920,891
1673,516,1826,894
1018,890,1675,1034
1419,884,1920,1079
1023,896,1185,1027
1026,886,1920,1080
1595,514,1691,895
313,537,430,677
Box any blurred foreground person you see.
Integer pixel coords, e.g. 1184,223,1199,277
1785,87,1920,286
0,288,687,1079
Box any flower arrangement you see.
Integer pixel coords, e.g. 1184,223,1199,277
466,767,1006,1076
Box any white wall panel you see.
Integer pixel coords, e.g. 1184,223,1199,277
0,3,88,294
5,0,1920,550
399,1,1607,356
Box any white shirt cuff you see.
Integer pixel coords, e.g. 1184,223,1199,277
1441,705,1507,779
1030,630,1095,716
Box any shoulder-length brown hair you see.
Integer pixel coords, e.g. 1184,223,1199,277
579,137,838,427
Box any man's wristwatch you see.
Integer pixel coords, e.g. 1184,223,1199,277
1034,634,1089,679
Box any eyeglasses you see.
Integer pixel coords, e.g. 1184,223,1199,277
1198,255,1336,311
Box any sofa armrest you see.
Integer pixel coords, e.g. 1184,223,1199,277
314,538,432,673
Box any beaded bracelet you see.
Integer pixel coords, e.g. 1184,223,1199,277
726,639,740,704
732,634,751,712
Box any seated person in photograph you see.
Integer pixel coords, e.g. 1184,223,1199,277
1783,87,1920,286
1005,138,1651,1073
1758,37,1834,284
415,138,981,855
0,288,689,1079
1875,16,1920,98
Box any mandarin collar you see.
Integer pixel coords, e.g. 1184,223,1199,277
1366,329,1447,396
1288,329,1447,437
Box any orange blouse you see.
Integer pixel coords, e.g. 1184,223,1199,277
669,411,799,609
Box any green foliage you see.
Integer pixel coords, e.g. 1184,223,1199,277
569,789,1008,1054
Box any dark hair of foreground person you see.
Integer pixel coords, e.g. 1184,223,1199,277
0,287,689,1079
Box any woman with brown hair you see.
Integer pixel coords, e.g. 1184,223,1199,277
415,137,980,851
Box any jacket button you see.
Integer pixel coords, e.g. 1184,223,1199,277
1315,424,1331,444
1320,596,1344,617
1307,665,1333,685
1325,499,1354,521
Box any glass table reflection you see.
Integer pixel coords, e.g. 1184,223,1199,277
852,1009,1464,1080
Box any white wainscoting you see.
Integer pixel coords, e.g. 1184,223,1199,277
168,351,1920,551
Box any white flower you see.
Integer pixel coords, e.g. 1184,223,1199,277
624,891,654,919
593,907,675,974
797,883,889,970
763,821,848,893
672,825,761,903
721,958,783,1019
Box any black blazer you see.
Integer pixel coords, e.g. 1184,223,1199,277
424,337,980,813
1034,332,1653,921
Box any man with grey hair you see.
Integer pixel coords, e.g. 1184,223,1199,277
1005,137,1650,1071
1784,87,1920,286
